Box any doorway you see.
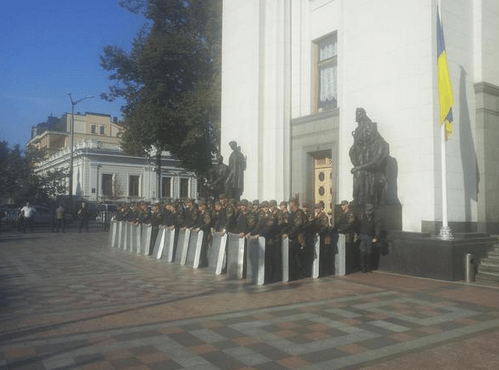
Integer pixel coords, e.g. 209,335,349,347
314,157,333,218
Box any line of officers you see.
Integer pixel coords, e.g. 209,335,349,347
113,195,377,281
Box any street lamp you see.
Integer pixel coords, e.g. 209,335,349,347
67,93,94,200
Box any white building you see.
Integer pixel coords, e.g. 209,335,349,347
29,113,198,202
221,0,499,233
34,140,198,202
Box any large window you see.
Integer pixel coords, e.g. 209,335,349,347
129,175,140,197
180,178,189,198
162,177,171,198
91,125,96,134
100,125,105,135
102,174,113,197
315,33,338,112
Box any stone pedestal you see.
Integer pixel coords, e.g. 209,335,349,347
348,204,402,231
377,231,497,281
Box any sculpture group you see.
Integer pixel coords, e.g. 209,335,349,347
349,108,389,209
209,109,388,211
207,141,246,200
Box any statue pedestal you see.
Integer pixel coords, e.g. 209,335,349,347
376,204,402,231
376,231,497,281
349,204,402,231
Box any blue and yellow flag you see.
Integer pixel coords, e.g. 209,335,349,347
437,7,454,139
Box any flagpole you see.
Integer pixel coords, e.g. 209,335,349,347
438,123,453,239
437,1,453,240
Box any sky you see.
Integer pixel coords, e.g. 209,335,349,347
0,0,146,148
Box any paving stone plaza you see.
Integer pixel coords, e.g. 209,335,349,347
1,230,499,370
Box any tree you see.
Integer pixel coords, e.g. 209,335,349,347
100,0,222,178
0,141,67,204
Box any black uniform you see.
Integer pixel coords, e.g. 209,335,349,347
358,211,381,272
285,208,306,280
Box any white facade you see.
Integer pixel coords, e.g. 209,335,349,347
35,140,198,202
221,0,499,232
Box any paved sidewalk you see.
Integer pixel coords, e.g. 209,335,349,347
1,231,499,370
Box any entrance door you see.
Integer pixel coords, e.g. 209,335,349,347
314,158,333,218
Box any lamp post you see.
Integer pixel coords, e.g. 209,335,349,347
67,93,94,200
96,164,102,202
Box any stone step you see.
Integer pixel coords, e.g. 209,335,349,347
479,259,499,268
475,270,499,283
477,264,499,274
485,255,499,263
475,276,499,288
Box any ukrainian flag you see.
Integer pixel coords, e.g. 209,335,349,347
437,7,454,138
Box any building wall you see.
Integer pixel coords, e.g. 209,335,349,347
474,0,499,233
475,82,499,232
221,0,291,202
474,0,499,86
64,114,121,146
221,0,497,232
29,113,122,155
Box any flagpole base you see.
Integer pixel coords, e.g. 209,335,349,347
438,226,454,240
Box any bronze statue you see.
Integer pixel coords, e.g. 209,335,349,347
349,108,389,208
207,154,229,198
225,141,246,201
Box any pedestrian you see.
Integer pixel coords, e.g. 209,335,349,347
21,202,36,233
78,202,89,233
55,204,65,233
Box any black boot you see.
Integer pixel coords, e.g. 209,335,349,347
366,252,372,272
360,252,367,273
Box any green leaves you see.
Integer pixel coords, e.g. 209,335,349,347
0,142,67,203
100,0,222,176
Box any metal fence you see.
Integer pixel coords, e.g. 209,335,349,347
0,210,117,233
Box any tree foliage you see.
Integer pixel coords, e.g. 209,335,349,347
100,0,222,176
0,141,67,204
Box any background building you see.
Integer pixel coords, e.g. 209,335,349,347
221,0,499,233
30,113,198,202
34,141,197,202
29,112,122,156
